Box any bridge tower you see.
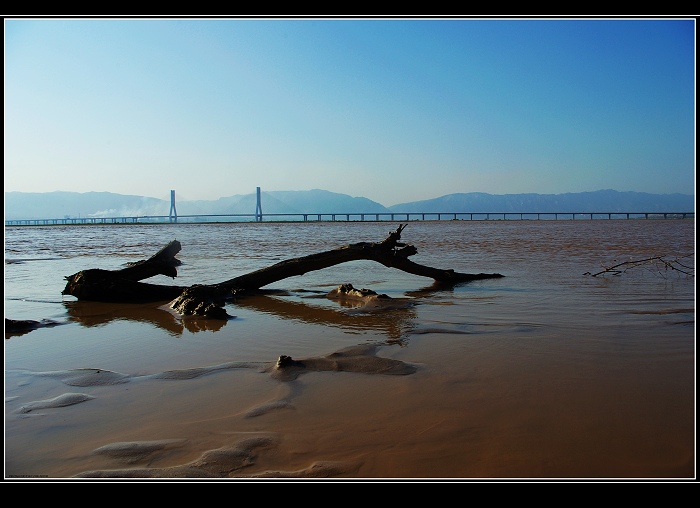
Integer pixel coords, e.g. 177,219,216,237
255,187,263,222
169,190,177,222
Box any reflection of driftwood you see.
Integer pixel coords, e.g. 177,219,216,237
62,301,228,336
61,290,414,339
238,289,416,342
62,225,504,318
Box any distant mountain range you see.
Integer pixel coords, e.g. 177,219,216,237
4,189,695,221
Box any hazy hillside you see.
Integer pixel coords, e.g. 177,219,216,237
169,189,391,216
261,190,390,214
4,189,694,220
4,189,391,220
4,191,168,220
389,190,695,214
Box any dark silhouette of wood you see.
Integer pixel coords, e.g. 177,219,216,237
62,225,504,318
5,318,63,337
584,254,694,277
62,240,186,302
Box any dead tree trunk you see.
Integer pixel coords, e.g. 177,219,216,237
62,224,504,318
62,240,186,302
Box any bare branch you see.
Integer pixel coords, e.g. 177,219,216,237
584,254,695,278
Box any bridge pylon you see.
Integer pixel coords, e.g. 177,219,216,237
169,190,177,222
255,187,263,222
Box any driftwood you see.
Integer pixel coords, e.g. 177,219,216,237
62,224,504,318
61,241,186,302
5,318,63,337
584,254,695,277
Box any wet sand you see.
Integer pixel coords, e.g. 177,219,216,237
5,296,694,480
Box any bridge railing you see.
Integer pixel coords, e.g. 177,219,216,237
4,211,695,226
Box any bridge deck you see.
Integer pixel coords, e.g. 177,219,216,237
4,211,695,226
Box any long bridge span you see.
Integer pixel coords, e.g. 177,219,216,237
4,211,695,226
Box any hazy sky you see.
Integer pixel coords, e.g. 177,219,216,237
4,17,695,206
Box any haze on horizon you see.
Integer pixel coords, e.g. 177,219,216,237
4,17,695,207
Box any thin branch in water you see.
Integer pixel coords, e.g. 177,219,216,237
584,254,694,278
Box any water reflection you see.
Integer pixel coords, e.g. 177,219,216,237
404,279,481,298
62,292,418,342
235,293,417,342
63,300,190,336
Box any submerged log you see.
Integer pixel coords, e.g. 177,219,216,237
62,225,504,317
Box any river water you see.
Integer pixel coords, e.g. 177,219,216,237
4,219,696,480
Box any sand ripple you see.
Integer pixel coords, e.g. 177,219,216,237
12,344,416,388
152,362,261,380
16,392,95,414
94,439,187,463
9,343,415,477
34,368,131,386
76,435,361,478
266,344,417,381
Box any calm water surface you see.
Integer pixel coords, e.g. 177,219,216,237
4,220,695,479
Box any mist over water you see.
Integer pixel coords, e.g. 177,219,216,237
4,220,695,479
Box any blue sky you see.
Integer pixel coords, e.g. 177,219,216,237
4,17,695,206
